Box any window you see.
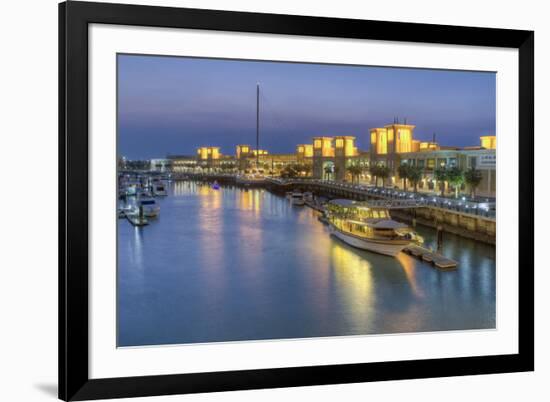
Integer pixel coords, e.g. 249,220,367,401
376,132,387,155
427,159,435,169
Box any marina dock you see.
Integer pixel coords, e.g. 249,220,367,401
403,244,458,269
125,212,149,226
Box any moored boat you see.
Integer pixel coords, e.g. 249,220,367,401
153,182,168,196
135,197,160,217
289,192,305,206
325,199,413,257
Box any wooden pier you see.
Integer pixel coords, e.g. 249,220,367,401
403,244,458,269
119,210,149,226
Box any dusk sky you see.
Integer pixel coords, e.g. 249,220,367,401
117,54,496,160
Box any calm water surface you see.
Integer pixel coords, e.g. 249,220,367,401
118,181,496,347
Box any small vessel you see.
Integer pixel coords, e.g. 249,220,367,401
303,192,314,202
325,199,413,257
117,205,134,219
212,181,220,190
153,182,168,196
126,184,138,197
405,231,424,245
289,192,305,206
135,197,160,217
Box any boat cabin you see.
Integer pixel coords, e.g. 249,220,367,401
326,199,411,240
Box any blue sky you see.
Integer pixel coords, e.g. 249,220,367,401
117,54,496,160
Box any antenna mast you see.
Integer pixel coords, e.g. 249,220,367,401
256,83,260,171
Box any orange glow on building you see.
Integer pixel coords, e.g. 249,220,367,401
334,136,357,157
480,136,496,149
197,146,221,160
199,147,209,160
419,142,439,151
313,137,335,157
236,145,251,159
296,144,314,157
396,127,412,153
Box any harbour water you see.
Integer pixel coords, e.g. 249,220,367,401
118,181,496,347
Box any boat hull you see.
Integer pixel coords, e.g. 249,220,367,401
329,225,409,257
142,207,160,217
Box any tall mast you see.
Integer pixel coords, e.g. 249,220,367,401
256,83,260,170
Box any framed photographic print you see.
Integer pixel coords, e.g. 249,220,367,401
59,1,534,400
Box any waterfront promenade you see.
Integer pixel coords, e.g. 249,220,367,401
174,172,496,243
167,172,496,218
121,171,496,243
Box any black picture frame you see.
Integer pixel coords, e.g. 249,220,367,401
59,1,534,400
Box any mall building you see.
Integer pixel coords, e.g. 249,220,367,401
164,121,496,198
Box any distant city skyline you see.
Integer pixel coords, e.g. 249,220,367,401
118,54,496,160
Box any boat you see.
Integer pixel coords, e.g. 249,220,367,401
303,192,314,202
126,184,138,197
135,197,160,217
325,199,413,257
153,182,168,196
212,180,220,190
405,231,424,245
289,192,305,206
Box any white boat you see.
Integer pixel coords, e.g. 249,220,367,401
325,199,412,257
153,182,168,196
126,184,138,197
135,197,160,217
303,192,314,202
290,192,305,206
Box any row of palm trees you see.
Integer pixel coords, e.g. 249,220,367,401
344,163,483,198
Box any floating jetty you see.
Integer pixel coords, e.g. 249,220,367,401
403,244,458,269
118,209,149,226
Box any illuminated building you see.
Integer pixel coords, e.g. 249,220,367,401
480,135,496,149
162,121,496,197
369,123,416,170
296,144,314,159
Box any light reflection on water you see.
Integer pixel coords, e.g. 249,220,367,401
118,182,496,347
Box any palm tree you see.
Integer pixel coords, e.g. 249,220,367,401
377,165,391,188
464,167,482,198
370,165,379,187
397,164,410,191
408,166,423,193
446,166,465,198
346,165,363,183
434,167,448,196
323,165,333,181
